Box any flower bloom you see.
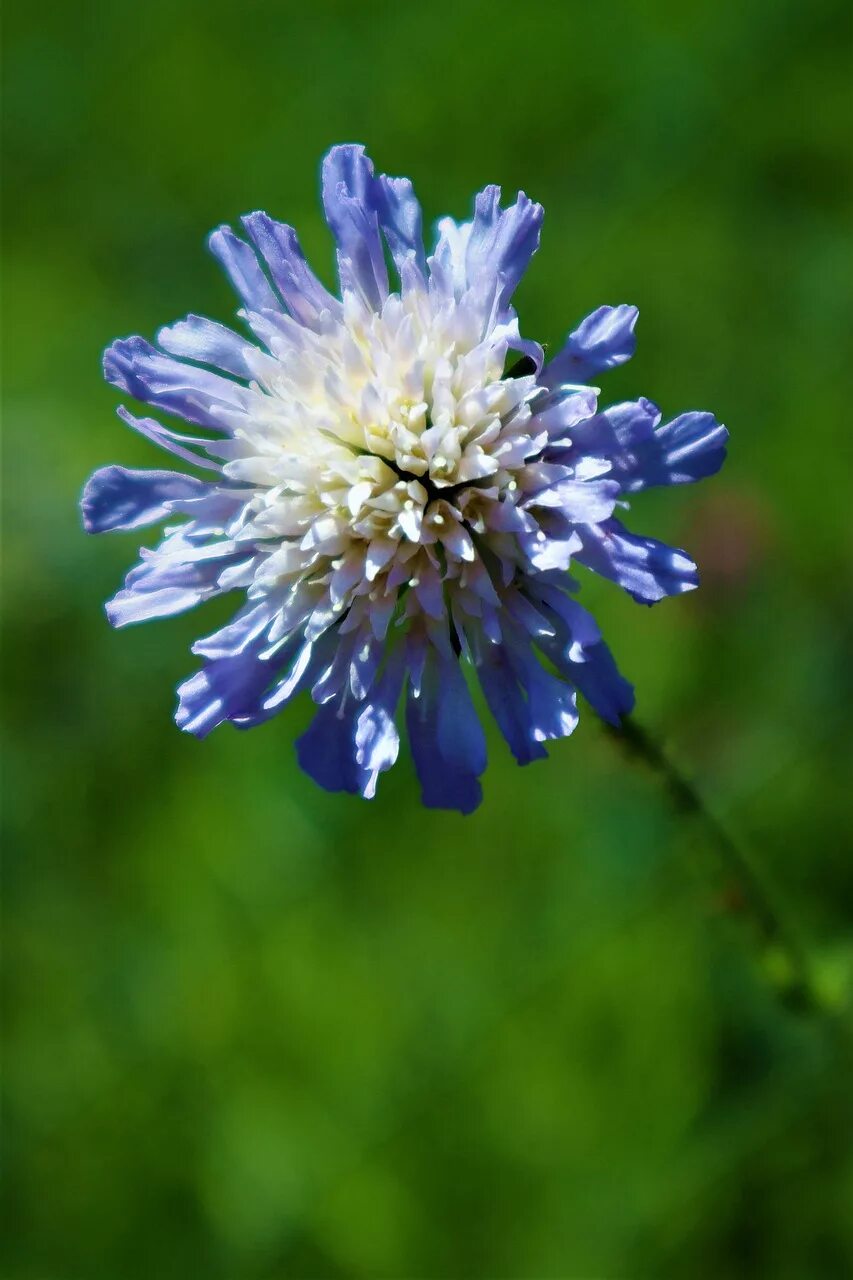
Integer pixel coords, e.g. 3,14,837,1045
82,145,727,812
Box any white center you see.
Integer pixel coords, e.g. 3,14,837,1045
217,285,545,627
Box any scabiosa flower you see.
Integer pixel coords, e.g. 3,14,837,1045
81,144,727,813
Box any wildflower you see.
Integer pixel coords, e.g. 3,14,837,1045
81,145,727,812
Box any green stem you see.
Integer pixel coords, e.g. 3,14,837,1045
610,715,822,1015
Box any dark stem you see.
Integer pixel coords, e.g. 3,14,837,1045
609,715,821,1015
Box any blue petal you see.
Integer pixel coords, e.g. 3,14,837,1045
207,224,281,315
296,698,368,795
538,634,634,727
191,600,281,659
163,486,247,529
177,631,298,738
354,702,399,799
562,639,635,726
373,174,426,278
114,406,222,471
524,476,620,523
534,590,635,726
545,305,638,385
241,213,343,328
531,387,599,441
260,638,328,718
428,217,471,297
638,410,729,488
106,539,250,627
506,641,579,744
157,314,257,379
576,518,699,603
81,466,206,533
558,400,728,493
354,649,407,798
473,639,548,766
322,144,388,310
518,528,582,573
464,186,544,318
549,398,660,472
104,337,255,431
406,651,486,814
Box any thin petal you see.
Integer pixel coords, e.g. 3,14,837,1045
207,224,281,314
157,314,257,379
176,632,297,738
104,337,255,431
544,304,638,386
106,539,249,627
296,698,367,795
373,174,426,278
576,518,699,603
114,406,222,471
465,186,544,318
322,144,388,309
473,636,548,766
241,213,343,328
81,465,206,533
406,650,486,814
560,400,728,493
354,649,407,798
535,594,635,726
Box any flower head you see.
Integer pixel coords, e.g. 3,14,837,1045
82,144,727,812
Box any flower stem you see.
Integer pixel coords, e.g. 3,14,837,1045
609,715,823,1015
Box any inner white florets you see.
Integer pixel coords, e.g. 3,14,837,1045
219,285,548,633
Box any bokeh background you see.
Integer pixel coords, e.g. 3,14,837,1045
3,1,853,1276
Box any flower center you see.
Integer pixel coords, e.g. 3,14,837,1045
223,288,547,614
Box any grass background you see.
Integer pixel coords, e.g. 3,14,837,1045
3,0,853,1276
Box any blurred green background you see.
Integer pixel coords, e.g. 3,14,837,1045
3,0,853,1276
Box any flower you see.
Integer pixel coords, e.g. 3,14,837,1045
81,144,727,813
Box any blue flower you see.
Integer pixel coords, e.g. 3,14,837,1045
82,144,728,813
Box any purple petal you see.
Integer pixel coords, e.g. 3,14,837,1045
473,636,548,767
114,406,222,471
464,186,544,318
559,639,635,726
296,698,368,795
535,599,635,726
81,465,206,533
640,410,728,488
576,518,699,603
544,305,638,386
505,640,579,744
322,144,388,310
191,600,282,659
373,174,426,278
241,213,343,328
524,477,620,523
559,400,728,493
106,539,250,627
157,314,257,379
207,224,281,315
354,649,407,798
104,338,255,431
406,650,486,814
177,632,298,738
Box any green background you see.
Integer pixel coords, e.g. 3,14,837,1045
3,1,853,1276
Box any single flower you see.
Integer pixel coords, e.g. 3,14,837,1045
81,144,727,813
